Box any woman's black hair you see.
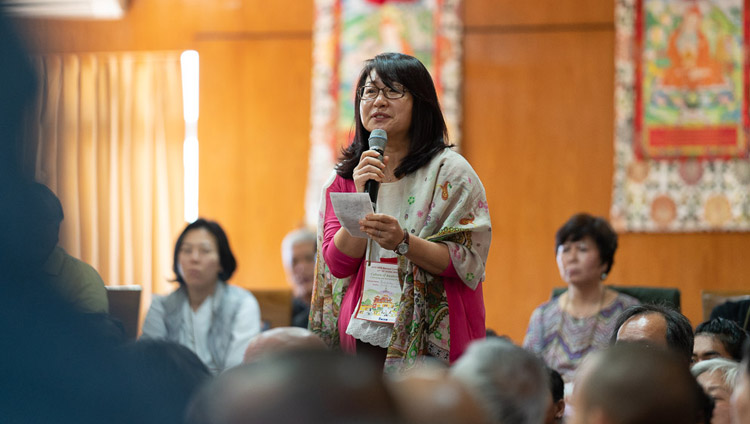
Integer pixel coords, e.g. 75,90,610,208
555,213,618,274
547,366,564,402
172,218,237,285
337,52,450,179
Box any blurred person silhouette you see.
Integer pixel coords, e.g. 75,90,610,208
692,358,739,424
118,339,212,424
694,317,748,363
186,349,402,424
27,181,110,314
387,360,491,424
242,326,328,364
571,343,706,424
451,337,551,424
0,11,131,424
281,228,317,328
545,367,565,424
141,218,261,374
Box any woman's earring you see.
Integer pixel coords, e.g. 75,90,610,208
601,272,608,280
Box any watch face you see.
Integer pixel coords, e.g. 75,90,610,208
397,243,409,255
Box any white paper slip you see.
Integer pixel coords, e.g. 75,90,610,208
329,192,374,238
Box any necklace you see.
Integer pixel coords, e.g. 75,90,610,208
557,286,607,354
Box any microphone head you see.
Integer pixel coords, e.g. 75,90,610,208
368,129,387,151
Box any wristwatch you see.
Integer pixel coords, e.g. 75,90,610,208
394,228,410,255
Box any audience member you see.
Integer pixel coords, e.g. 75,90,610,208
611,303,694,365
242,326,328,363
524,213,638,386
545,367,565,424
0,13,132,423
692,358,739,424
28,182,110,314
451,337,550,424
186,349,401,424
571,344,705,424
309,52,491,372
387,361,490,424
141,218,261,374
118,339,212,424
694,317,748,363
731,340,750,424
281,228,317,328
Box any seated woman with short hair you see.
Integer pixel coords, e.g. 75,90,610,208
141,218,261,374
523,213,639,387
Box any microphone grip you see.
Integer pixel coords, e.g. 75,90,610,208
364,179,380,205
363,146,385,208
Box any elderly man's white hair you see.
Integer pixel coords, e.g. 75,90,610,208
280,228,316,269
450,338,550,424
691,357,740,388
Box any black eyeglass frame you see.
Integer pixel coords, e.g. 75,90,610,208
356,84,408,101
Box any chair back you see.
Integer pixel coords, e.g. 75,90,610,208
105,285,142,340
551,285,681,311
250,287,292,329
701,290,750,322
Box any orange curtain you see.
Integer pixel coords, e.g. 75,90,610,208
25,52,185,319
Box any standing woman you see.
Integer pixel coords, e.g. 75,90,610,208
524,213,639,386
141,218,261,374
309,52,492,372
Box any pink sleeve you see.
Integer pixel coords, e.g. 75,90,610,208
439,257,459,279
322,176,363,279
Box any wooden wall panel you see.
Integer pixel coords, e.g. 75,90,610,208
462,1,750,343
464,0,613,27
462,29,618,342
197,38,313,291
16,0,312,53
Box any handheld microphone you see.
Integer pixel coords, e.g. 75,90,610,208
364,129,387,209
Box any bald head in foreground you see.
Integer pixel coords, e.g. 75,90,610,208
242,326,327,364
187,349,400,424
572,344,706,424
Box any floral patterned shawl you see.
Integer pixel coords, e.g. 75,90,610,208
309,149,492,373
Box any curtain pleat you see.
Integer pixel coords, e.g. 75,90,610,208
29,51,185,327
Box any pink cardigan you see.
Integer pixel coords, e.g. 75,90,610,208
322,175,485,363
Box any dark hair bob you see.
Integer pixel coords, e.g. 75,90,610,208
337,52,450,179
172,218,237,286
555,213,618,274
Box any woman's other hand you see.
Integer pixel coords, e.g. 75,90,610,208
352,150,388,193
360,213,402,251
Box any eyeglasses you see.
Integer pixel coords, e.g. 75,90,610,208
357,84,408,101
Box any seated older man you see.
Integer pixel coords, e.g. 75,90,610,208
280,228,317,328
610,303,694,365
450,337,550,424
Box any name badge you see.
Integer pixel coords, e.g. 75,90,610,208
355,261,402,324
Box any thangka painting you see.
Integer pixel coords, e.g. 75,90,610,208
304,0,462,226
612,0,750,231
